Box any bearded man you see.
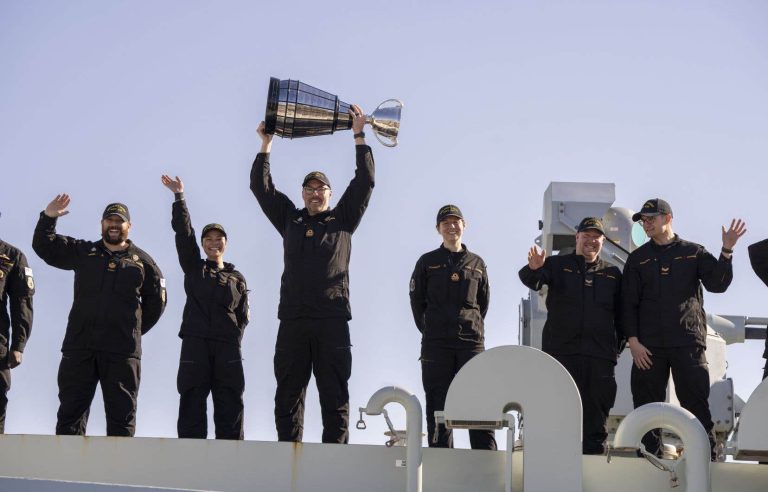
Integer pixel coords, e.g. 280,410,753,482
33,195,166,436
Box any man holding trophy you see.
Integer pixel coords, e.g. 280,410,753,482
251,105,374,444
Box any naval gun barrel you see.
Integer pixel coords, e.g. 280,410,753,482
709,314,767,343
743,317,768,340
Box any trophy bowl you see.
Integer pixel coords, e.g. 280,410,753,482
265,77,403,147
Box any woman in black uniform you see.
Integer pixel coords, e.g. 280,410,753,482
409,204,496,449
162,175,249,439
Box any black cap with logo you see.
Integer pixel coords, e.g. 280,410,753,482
436,204,464,225
576,217,605,235
631,198,673,222
102,203,130,222
302,171,331,188
201,223,227,240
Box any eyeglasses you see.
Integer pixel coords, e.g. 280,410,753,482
637,215,660,224
303,186,330,195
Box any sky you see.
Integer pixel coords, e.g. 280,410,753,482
1,0,767,449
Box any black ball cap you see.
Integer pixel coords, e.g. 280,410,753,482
102,203,130,222
201,223,227,240
436,204,464,225
576,217,605,235
302,171,331,188
631,198,673,222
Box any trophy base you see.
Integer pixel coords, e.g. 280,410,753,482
264,77,280,135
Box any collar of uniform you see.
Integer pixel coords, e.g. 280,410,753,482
97,238,135,256
570,251,602,272
650,233,680,250
301,208,332,222
439,243,468,256
205,259,234,272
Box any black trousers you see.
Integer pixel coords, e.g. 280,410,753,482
421,344,497,450
177,336,244,440
0,357,9,434
631,345,714,457
56,350,140,437
274,318,351,443
553,354,616,454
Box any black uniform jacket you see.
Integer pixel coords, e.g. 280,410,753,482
519,253,622,362
747,238,768,359
410,245,489,348
622,235,732,348
32,213,166,358
250,145,375,321
172,199,248,344
0,240,34,357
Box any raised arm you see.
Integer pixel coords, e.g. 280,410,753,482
333,105,374,231
32,194,82,270
518,246,549,290
698,219,745,293
250,121,296,236
162,175,201,273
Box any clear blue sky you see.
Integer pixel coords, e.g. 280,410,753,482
1,0,767,447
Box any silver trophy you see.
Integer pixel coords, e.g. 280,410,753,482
264,77,403,147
